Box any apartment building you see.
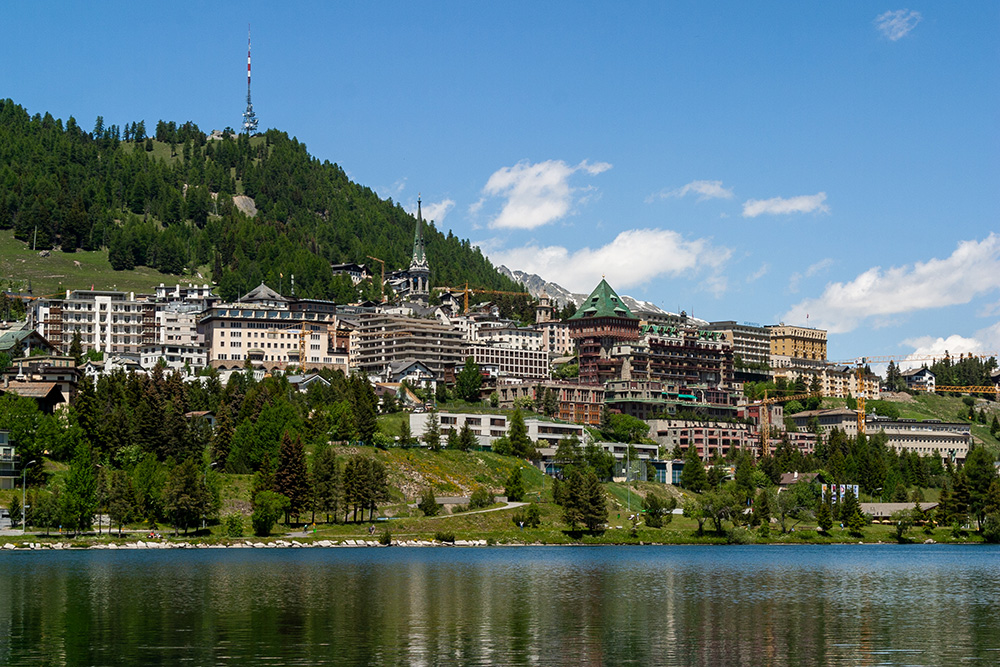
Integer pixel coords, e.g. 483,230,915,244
495,380,605,426
410,411,585,449
0,430,16,490
787,409,970,463
353,313,465,381
767,324,827,362
705,321,770,368
199,283,340,372
35,290,157,356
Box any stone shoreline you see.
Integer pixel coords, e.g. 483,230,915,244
3,538,492,550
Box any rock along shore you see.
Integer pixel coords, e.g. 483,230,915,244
2,538,492,551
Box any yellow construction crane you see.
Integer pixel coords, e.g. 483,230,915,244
366,256,386,302
748,391,822,456
837,352,997,435
435,283,532,314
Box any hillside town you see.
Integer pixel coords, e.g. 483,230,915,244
2,206,992,503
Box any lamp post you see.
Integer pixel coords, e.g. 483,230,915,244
22,460,36,536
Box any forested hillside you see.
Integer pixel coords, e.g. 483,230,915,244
0,99,521,301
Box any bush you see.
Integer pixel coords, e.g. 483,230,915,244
469,487,494,510
983,514,1000,544
726,527,754,544
379,529,392,545
251,491,290,537
223,513,244,538
418,488,441,517
434,531,455,543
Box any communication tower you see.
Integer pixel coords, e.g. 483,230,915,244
242,25,259,135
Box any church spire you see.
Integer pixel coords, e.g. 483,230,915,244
407,194,430,302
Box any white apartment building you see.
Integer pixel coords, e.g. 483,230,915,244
35,290,157,356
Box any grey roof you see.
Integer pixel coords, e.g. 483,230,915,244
240,283,289,303
901,367,932,377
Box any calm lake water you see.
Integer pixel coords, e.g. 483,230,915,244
1,544,998,666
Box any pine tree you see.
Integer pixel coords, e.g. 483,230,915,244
458,421,476,452
681,446,708,493
581,470,607,532
312,446,340,523
505,467,525,502
422,410,441,451
61,440,98,535
508,409,534,459
275,432,309,523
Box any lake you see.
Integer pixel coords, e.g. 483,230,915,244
1,544,998,665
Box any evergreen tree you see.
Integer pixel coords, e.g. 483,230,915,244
311,446,341,523
680,446,708,493
60,441,98,535
162,458,211,535
275,432,310,523
505,467,525,502
107,468,138,537
454,357,483,402
581,470,607,532
507,409,534,459
422,410,441,451
418,487,441,516
458,421,476,452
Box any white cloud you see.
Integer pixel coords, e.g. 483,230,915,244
476,159,612,230
788,258,834,292
647,180,734,203
485,228,731,295
419,199,455,224
747,263,770,283
783,235,1000,333
742,193,830,218
874,10,922,41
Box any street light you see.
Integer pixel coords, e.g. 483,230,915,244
22,460,36,536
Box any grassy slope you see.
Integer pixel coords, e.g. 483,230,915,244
0,229,206,296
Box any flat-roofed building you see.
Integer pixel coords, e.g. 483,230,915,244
354,313,464,382
767,324,827,362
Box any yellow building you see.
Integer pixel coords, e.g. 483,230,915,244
767,324,827,362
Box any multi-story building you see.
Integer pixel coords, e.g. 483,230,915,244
537,320,573,356
409,412,585,449
468,342,549,381
35,290,158,356
568,279,640,385
769,363,879,400
199,283,341,372
495,380,605,426
353,312,465,381
0,430,16,490
705,321,770,368
767,324,827,362
787,409,970,464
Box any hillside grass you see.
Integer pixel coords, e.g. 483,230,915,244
0,229,207,296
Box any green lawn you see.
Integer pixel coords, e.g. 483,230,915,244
0,229,208,296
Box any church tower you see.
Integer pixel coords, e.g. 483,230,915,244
408,195,430,302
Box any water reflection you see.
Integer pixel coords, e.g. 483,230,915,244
2,545,999,665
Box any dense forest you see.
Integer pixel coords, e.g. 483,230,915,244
0,99,523,302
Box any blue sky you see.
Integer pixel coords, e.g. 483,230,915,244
2,2,998,366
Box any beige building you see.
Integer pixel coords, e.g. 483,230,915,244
705,321,770,368
198,284,341,372
353,313,465,381
35,290,157,356
767,324,827,362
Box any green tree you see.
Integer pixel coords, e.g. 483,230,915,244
61,441,98,535
507,409,535,459
422,410,441,451
505,467,525,502
161,458,212,535
311,446,341,523
275,432,310,523
458,421,477,452
680,446,708,493
962,446,998,531
107,468,138,537
419,487,441,516
454,357,483,402
251,490,290,537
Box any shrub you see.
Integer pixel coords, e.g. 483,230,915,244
469,487,494,510
983,514,1000,544
726,527,754,544
223,514,244,538
434,531,455,543
379,529,392,545
418,488,441,517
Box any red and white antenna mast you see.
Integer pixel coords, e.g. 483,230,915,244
242,24,258,134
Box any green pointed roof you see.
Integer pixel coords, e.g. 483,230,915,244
569,279,637,320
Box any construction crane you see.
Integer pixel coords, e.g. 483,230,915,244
435,283,532,314
746,391,822,456
366,256,386,302
836,352,997,435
